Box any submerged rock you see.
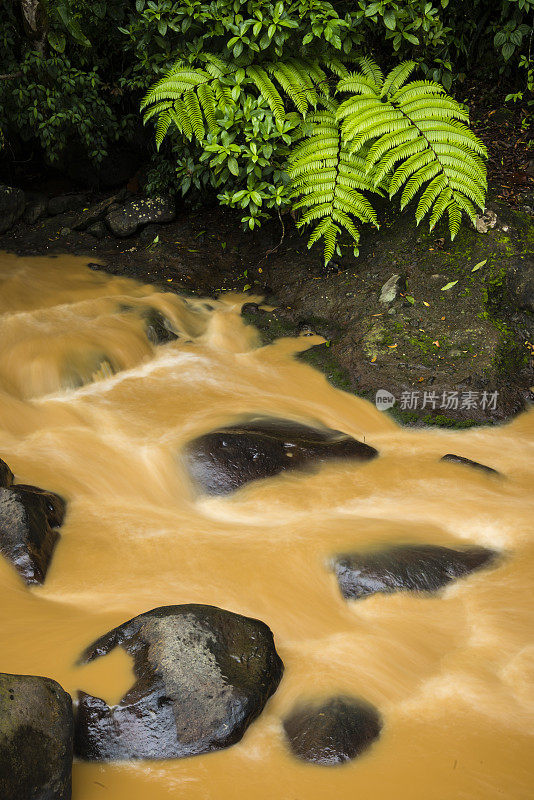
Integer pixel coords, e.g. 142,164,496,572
0,458,14,488
333,544,498,600
440,453,499,475
184,417,378,495
0,484,66,584
283,696,382,765
0,672,73,800
74,604,283,761
143,308,178,345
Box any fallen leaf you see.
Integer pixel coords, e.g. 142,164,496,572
441,280,458,291
423,301,430,307
472,259,487,272
405,295,415,304
433,341,440,347
371,356,377,362
388,344,398,349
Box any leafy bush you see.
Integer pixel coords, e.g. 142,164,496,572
144,50,487,261
0,0,134,165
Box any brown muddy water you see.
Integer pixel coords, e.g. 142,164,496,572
0,252,533,799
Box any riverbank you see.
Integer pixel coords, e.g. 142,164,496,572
1,183,533,427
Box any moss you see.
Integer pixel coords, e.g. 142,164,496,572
386,406,479,429
298,343,352,392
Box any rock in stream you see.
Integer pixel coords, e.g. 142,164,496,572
74,604,283,761
283,696,382,765
333,544,498,600
0,477,66,585
0,672,74,800
183,417,378,495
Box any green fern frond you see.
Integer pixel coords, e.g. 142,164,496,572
287,110,379,263
336,58,487,239
357,56,384,87
381,60,417,96
247,66,285,122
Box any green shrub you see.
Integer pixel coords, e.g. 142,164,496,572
144,52,487,262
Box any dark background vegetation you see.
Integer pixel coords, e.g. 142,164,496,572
1,0,532,204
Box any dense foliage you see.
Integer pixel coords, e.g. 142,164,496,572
0,0,531,257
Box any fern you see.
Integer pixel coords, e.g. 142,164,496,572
337,59,487,233
142,55,487,263
287,108,380,262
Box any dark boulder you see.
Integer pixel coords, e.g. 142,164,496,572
106,197,175,238
0,185,25,234
12,484,67,528
440,453,499,475
333,544,498,601
283,696,382,765
47,194,87,216
0,457,14,488
23,193,48,225
184,417,378,495
71,193,123,231
0,484,66,584
0,672,73,800
74,604,283,761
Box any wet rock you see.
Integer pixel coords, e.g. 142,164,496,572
0,185,25,234
87,221,107,239
184,417,378,495
74,604,283,761
0,458,14,488
143,308,178,345
0,672,73,800
283,696,382,765
72,194,122,231
48,193,87,216
0,484,66,584
106,197,175,238
23,194,48,225
12,484,67,528
379,274,405,304
440,453,499,475
333,544,498,600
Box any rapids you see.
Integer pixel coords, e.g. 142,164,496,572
0,252,532,799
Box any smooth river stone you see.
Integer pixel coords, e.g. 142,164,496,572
184,417,378,495
283,696,382,765
0,672,74,800
333,543,498,600
74,604,283,761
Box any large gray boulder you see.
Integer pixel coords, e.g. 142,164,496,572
283,696,382,765
74,604,283,761
0,483,66,585
0,672,73,800
333,544,497,601
106,196,175,237
0,185,25,234
184,417,378,495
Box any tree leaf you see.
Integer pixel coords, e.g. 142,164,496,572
471,259,487,272
441,280,458,290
